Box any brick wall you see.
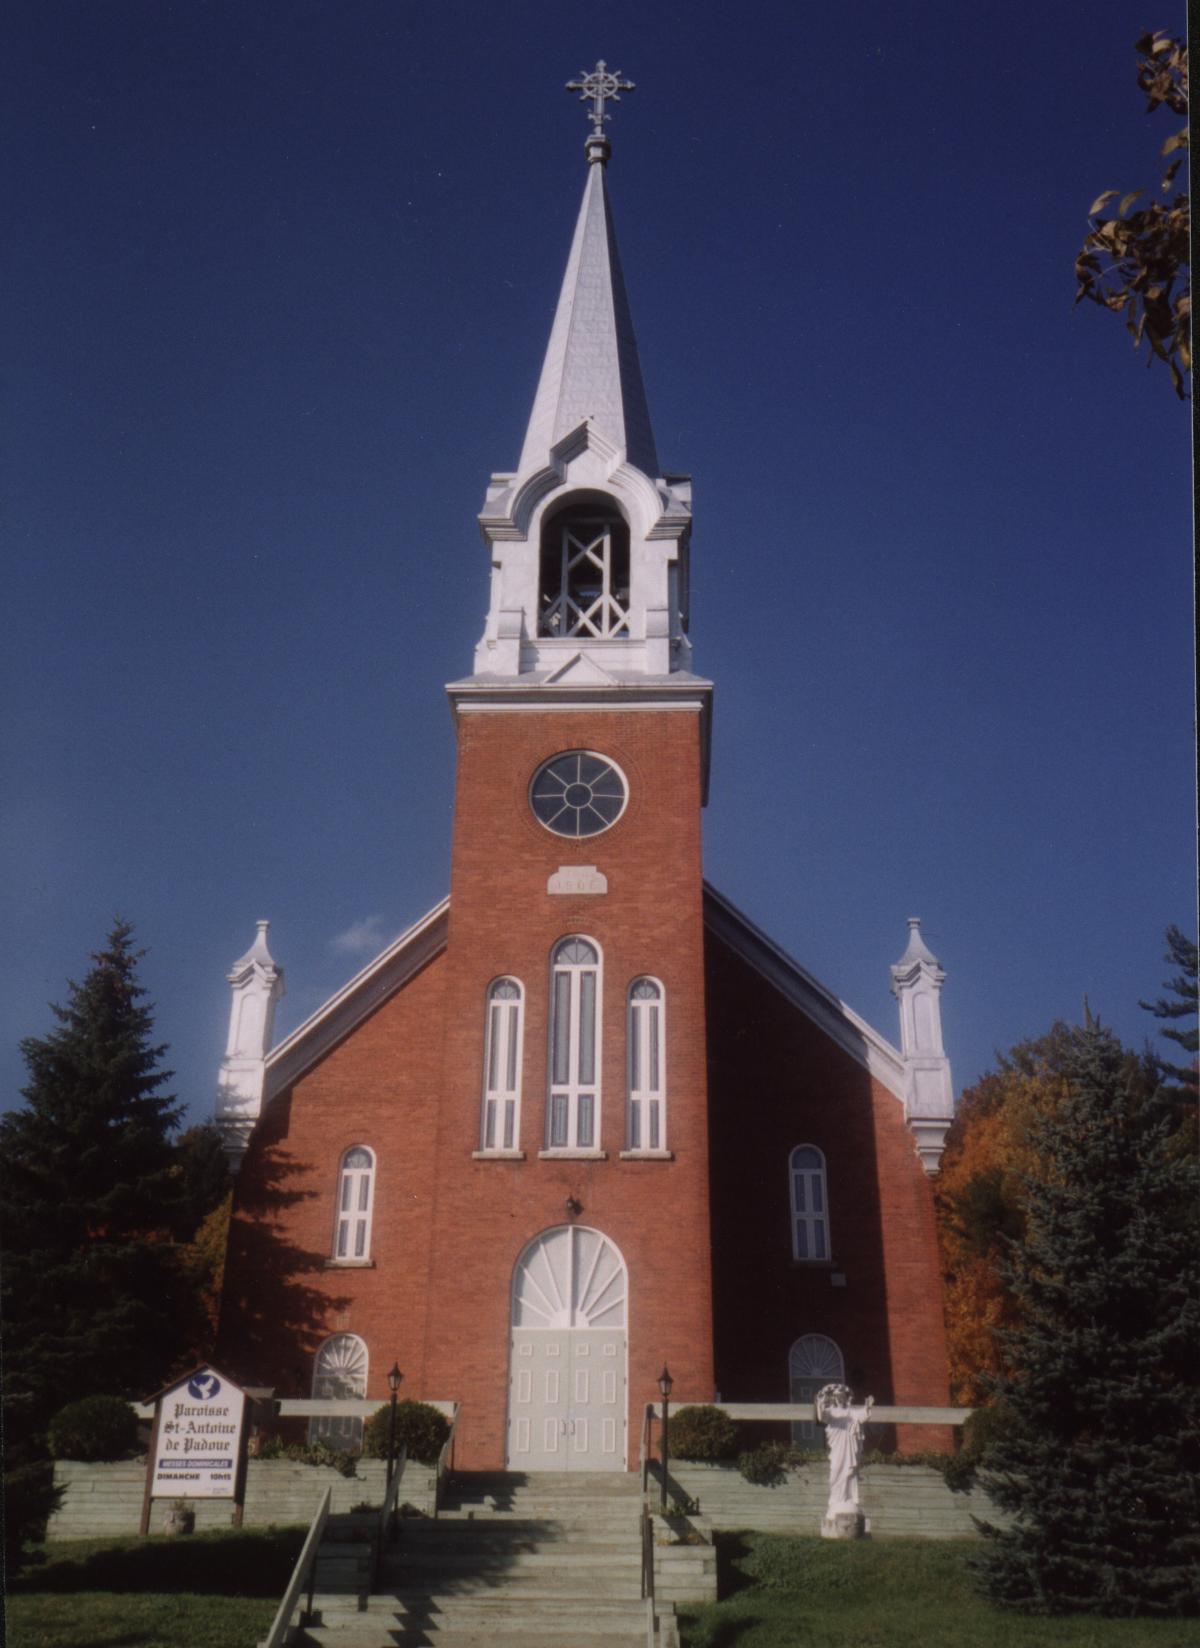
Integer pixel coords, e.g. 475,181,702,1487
705,930,951,1451
423,706,715,1468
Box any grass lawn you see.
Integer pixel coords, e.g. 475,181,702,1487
677,1534,1200,1648
6,1526,307,1648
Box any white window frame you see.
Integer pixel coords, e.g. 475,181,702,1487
481,977,524,1151
309,1332,368,1449
333,1146,375,1262
546,936,602,1150
626,976,666,1151
789,1144,830,1262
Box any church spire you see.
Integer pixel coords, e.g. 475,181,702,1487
517,64,660,482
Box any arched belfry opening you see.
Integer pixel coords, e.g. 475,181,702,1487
538,494,631,639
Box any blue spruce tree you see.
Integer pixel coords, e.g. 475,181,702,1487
976,1020,1200,1614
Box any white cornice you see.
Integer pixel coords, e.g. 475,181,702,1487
445,676,713,804
702,884,908,1104
264,899,449,1098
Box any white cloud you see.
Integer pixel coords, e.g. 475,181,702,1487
330,915,389,958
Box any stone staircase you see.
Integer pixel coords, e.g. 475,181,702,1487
291,1469,655,1646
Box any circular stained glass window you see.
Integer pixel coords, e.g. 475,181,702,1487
530,751,628,838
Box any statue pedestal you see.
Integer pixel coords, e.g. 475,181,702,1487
821,1510,866,1540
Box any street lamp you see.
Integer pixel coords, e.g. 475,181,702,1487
658,1366,673,1513
385,1363,403,1489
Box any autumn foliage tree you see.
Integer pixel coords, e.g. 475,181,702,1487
935,1025,1076,1404
1075,32,1190,397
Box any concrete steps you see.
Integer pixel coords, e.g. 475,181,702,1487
289,1470,655,1647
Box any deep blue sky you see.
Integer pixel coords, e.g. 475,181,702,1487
3,1,1194,1127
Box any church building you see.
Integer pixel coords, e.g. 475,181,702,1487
214,68,955,1472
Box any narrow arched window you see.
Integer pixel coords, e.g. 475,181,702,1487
789,1145,830,1261
482,977,524,1150
538,501,630,639
788,1333,844,1444
547,937,601,1148
627,977,665,1150
309,1332,368,1448
334,1146,375,1261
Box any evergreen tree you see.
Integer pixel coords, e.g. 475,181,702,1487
1140,925,1199,1090
975,1022,1200,1615
1,921,190,1429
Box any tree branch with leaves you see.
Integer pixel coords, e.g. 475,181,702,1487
1075,32,1190,398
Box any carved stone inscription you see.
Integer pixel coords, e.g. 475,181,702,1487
548,865,608,896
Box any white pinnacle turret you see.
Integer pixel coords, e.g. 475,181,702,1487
890,919,955,1173
215,920,285,1170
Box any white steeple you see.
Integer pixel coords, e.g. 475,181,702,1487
517,158,660,481
890,919,955,1174
215,920,284,1170
463,64,700,691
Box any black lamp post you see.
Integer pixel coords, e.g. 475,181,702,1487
657,1366,673,1512
385,1363,403,1489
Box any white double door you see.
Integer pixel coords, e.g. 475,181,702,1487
506,1225,628,1471
508,1327,626,1469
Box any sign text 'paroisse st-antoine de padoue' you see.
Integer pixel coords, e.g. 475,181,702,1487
151,1367,247,1498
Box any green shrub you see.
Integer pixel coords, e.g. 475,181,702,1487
255,1436,358,1475
361,1400,450,1466
738,1441,791,1486
47,1396,139,1462
667,1405,739,1462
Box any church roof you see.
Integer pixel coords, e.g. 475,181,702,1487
702,884,909,1105
517,156,660,481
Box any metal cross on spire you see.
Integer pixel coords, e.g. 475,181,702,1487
566,60,635,160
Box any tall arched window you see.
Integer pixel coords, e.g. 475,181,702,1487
309,1332,368,1448
538,500,630,639
547,937,601,1149
790,1145,830,1261
627,977,665,1149
788,1333,845,1444
334,1146,375,1261
482,977,524,1150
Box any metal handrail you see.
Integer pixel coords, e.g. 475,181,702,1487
260,1483,332,1648
641,1500,656,1644
374,1442,408,1577
646,1400,974,1426
640,1401,655,1495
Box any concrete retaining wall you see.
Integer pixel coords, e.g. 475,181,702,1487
671,1462,999,1539
46,1457,438,1542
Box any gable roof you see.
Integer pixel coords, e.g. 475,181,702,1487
702,883,908,1105
261,886,907,1108
264,898,449,1098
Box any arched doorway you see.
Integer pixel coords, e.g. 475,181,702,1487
789,1333,845,1445
507,1225,627,1470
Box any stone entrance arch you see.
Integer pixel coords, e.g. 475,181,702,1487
506,1225,627,1470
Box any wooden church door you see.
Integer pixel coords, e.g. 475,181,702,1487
507,1225,627,1470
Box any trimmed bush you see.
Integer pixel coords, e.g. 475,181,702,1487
738,1441,791,1486
667,1404,739,1462
361,1400,450,1466
47,1395,139,1461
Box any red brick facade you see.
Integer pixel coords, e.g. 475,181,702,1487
218,702,950,1466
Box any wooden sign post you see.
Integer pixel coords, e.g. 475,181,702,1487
140,1365,247,1535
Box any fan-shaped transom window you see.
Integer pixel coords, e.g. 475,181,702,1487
790,1144,830,1261
789,1333,845,1443
309,1333,368,1448
334,1146,375,1261
538,503,630,639
548,937,601,1148
512,1225,627,1329
627,977,665,1149
530,752,628,839
482,977,524,1150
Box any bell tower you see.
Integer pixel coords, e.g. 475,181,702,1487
426,65,716,1470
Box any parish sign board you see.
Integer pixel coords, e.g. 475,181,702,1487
141,1365,250,1530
